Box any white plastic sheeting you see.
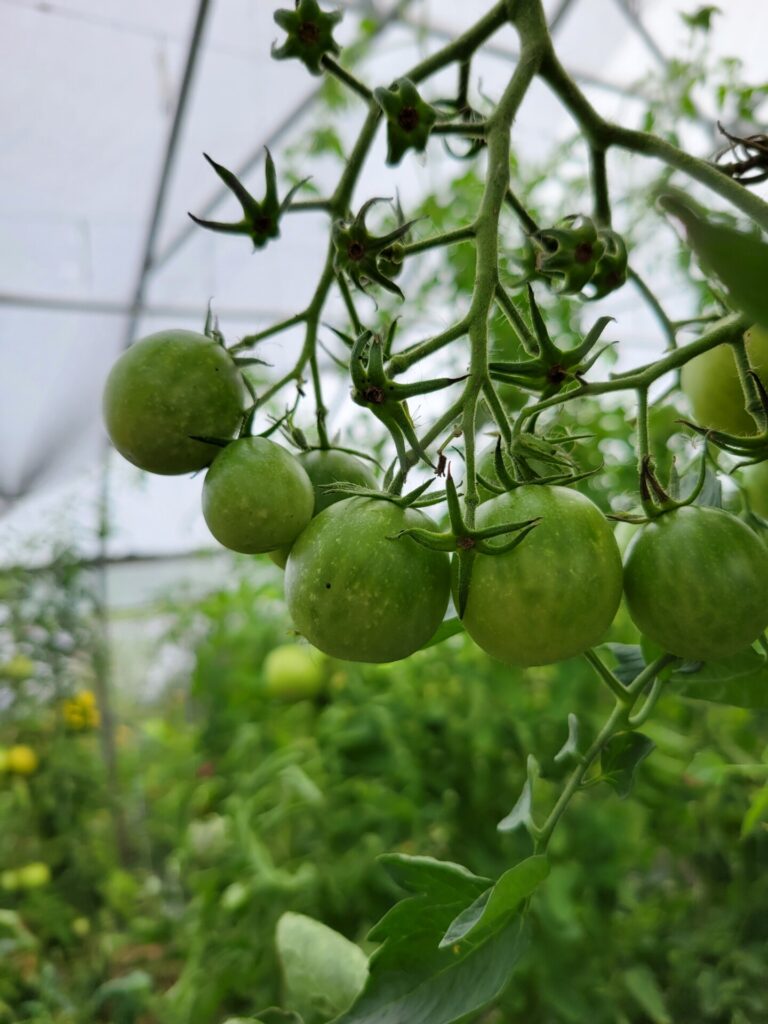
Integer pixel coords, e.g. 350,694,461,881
1,0,765,565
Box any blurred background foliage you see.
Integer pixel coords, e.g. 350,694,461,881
1,542,767,1023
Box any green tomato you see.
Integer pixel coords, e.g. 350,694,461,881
624,505,768,661
458,485,623,666
202,438,314,554
680,325,768,436
285,497,450,663
263,643,326,700
17,863,51,889
269,449,377,568
741,460,768,518
103,330,246,475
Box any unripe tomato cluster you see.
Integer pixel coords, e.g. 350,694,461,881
103,331,768,667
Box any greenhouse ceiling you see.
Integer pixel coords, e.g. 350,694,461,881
0,0,765,565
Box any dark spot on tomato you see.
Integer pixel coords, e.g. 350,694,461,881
348,241,365,261
325,582,331,589
574,241,593,263
548,364,567,383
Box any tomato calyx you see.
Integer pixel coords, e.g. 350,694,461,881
350,329,465,471
374,78,438,166
638,450,710,519
477,435,601,498
333,198,420,298
188,150,308,251
489,285,615,398
272,0,342,76
391,468,540,617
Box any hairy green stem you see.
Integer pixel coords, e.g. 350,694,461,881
401,224,476,257
730,336,768,432
539,46,768,232
519,312,748,422
535,653,677,852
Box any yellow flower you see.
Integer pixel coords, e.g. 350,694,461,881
7,745,38,775
62,692,100,730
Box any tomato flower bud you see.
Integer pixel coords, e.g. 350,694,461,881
374,78,438,166
272,0,342,76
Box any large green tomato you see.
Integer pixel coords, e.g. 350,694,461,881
741,460,768,518
680,325,768,436
458,485,623,666
202,438,314,554
263,643,327,700
103,330,246,474
285,497,450,662
624,505,768,661
269,449,377,568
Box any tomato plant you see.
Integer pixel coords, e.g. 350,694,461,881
624,505,768,661
458,485,623,666
202,437,314,554
103,330,247,474
285,497,450,662
92,1,768,1021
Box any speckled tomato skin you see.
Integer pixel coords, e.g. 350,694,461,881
624,505,768,661
680,326,768,437
284,497,450,663
103,330,246,474
457,485,623,667
202,438,314,554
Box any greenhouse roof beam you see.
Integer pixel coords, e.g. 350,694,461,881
122,0,213,350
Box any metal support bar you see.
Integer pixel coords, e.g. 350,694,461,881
612,0,666,66
0,290,292,324
122,0,213,349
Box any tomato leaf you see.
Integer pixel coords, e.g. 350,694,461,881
439,855,549,948
276,912,368,1022
657,190,768,329
422,617,464,649
497,754,539,833
667,646,768,708
332,854,530,1024
553,713,581,766
604,643,646,684
599,731,655,798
